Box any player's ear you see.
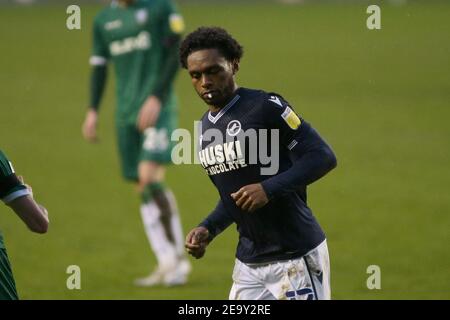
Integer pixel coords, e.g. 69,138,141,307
232,60,239,75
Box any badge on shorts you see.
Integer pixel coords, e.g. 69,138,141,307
281,107,301,130
169,13,185,34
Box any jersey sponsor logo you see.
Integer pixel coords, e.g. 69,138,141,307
104,19,122,31
281,107,301,130
135,9,148,25
109,31,151,56
269,95,283,107
198,141,247,176
226,120,242,137
169,13,185,34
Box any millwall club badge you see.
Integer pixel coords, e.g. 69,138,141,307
227,120,242,137
135,9,148,25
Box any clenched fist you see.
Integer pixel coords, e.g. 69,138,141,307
185,226,210,259
231,183,269,212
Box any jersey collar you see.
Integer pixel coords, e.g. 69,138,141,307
207,94,241,124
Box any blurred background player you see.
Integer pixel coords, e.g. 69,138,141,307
181,27,337,300
0,149,49,300
82,0,190,286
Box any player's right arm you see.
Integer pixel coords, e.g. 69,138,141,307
8,194,49,234
0,152,49,234
83,16,109,143
186,200,233,258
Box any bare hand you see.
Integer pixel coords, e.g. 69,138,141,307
185,226,210,259
38,204,49,219
137,96,161,132
82,109,99,143
231,183,269,212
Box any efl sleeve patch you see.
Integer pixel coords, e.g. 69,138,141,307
281,107,301,130
169,14,185,34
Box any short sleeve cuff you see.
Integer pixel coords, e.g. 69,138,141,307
2,188,30,204
89,56,108,66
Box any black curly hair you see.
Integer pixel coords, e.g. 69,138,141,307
179,27,244,69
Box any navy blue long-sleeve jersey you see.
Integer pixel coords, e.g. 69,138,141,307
198,87,337,264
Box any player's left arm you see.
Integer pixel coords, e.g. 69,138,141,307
260,95,337,200
137,1,184,131
83,16,110,141
232,95,337,211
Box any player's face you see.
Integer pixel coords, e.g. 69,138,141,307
187,49,238,109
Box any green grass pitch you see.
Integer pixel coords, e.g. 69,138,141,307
0,1,449,299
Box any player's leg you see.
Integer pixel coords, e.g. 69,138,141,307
116,124,172,285
137,161,179,284
116,120,188,286
157,96,189,265
140,164,186,257
164,188,191,275
0,248,19,300
141,98,187,260
139,162,178,264
136,109,190,286
303,240,331,300
229,259,275,300
137,161,190,286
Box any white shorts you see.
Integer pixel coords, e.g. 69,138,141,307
229,240,330,300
